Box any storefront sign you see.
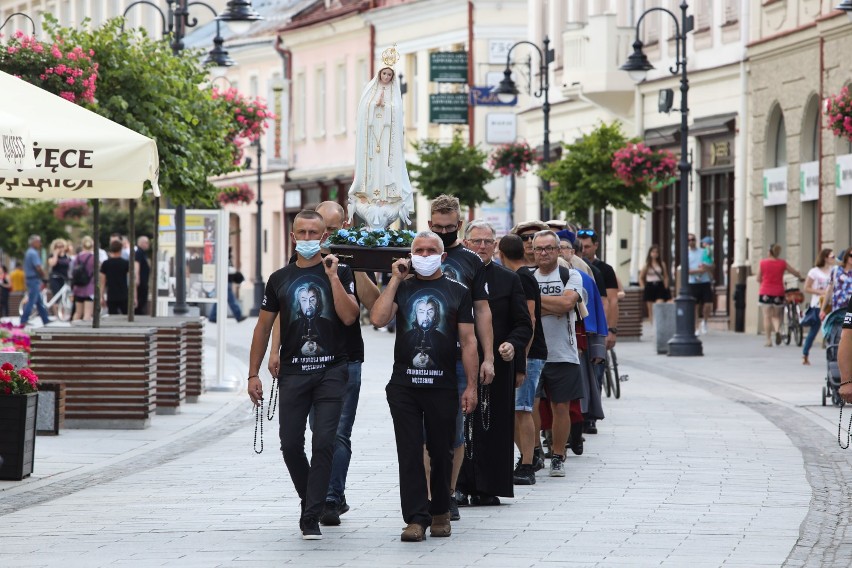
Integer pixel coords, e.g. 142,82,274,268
700,136,734,169
762,166,787,206
800,161,819,202
486,113,517,144
429,93,469,124
836,153,852,196
470,86,516,106
430,52,468,83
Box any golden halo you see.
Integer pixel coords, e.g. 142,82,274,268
381,44,400,67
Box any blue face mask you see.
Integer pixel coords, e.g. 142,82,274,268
321,237,333,250
295,239,322,259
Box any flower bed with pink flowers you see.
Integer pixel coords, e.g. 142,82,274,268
612,142,677,189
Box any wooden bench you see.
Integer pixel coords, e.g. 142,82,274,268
29,327,157,429
99,317,188,415
183,318,206,403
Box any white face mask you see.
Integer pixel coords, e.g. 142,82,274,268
410,254,442,277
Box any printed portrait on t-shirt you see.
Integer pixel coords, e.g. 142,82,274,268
286,277,335,358
400,292,453,374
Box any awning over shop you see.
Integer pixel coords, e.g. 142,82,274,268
0,70,159,199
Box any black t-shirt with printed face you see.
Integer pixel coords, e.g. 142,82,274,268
390,275,475,389
844,304,852,329
262,262,355,374
442,245,489,302
517,267,548,360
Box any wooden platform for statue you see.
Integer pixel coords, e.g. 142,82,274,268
329,245,409,273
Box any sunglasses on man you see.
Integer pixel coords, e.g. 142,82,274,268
577,229,596,238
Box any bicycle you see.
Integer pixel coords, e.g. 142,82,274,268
19,281,74,322
603,348,626,399
783,288,804,347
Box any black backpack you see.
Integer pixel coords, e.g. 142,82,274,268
71,254,93,287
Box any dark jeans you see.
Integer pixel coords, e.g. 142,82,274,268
278,363,347,520
135,285,149,316
20,278,49,325
209,287,242,322
327,361,362,505
386,383,458,528
107,299,128,315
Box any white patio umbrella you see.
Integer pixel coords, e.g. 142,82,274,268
0,70,159,198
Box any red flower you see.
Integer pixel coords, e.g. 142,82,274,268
1,361,14,371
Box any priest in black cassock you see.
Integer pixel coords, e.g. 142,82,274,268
457,220,533,505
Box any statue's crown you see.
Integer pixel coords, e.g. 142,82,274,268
381,44,400,67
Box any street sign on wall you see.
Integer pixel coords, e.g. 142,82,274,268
429,93,469,124
762,166,787,206
800,161,819,202
486,113,517,144
430,52,468,83
836,153,852,196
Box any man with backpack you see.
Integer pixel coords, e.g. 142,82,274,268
531,230,584,477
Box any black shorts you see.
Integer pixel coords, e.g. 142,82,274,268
536,362,583,403
688,282,714,305
643,281,671,302
758,294,784,306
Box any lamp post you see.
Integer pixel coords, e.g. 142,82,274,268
123,0,260,315
0,12,36,35
249,139,264,317
494,37,554,221
620,1,702,356
837,0,852,20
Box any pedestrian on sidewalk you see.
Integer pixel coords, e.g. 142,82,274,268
802,248,835,365
370,230,479,542
499,235,547,484
247,210,359,541
427,195,494,521
70,236,96,322
639,244,672,324
19,234,51,327
100,240,131,315
457,221,532,505
757,243,803,347
685,233,714,335
0,264,10,317
269,201,382,527
531,230,584,477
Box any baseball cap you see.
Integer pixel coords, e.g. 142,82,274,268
700,236,713,245
510,220,549,235
555,229,576,245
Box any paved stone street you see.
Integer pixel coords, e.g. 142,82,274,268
2,319,850,567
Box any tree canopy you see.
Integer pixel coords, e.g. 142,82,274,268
43,16,241,206
408,132,495,211
539,121,658,224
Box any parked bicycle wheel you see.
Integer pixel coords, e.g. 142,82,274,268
54,289,73,321
607,349,621,399
603,358,614,398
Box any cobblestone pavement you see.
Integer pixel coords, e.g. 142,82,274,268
2,320,849,567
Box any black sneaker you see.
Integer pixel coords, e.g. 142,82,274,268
513,464,536,485
319,501,341,526
542,430,553,458
449,491,465,521
338,494,350,515
584,421,598,434
532,447,545,472
569,422,584,456
300,516,322,540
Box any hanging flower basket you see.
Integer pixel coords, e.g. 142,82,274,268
612,142,677,189
0,31,98,105
53,199,90,220
211,86,275,164
217,184,255,206
825,87,852,143
488,141,540,177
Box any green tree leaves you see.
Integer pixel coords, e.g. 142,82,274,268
408,131,495,211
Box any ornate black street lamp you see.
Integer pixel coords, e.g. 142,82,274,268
620,1,702,356
494,37,554,221
836,0,852,20
0,12,36,35
123,0,260,315
249,139,263,317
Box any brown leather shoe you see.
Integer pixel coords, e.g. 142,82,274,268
430,512,452,537
401,523,425,542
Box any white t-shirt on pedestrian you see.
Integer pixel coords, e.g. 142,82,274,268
807,266,831,308
534,266,583,365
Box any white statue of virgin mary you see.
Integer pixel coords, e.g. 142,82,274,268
347,45,414,230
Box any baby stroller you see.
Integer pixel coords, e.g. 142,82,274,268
822,307,847,406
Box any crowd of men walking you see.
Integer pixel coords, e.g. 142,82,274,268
247,195,622,542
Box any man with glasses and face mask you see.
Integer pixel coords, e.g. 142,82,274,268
269,201,381,527
247,210,359,541
371,231,479,542
456,220,532,505
427,194,495,520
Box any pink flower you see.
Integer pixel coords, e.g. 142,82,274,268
1,362,13,371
